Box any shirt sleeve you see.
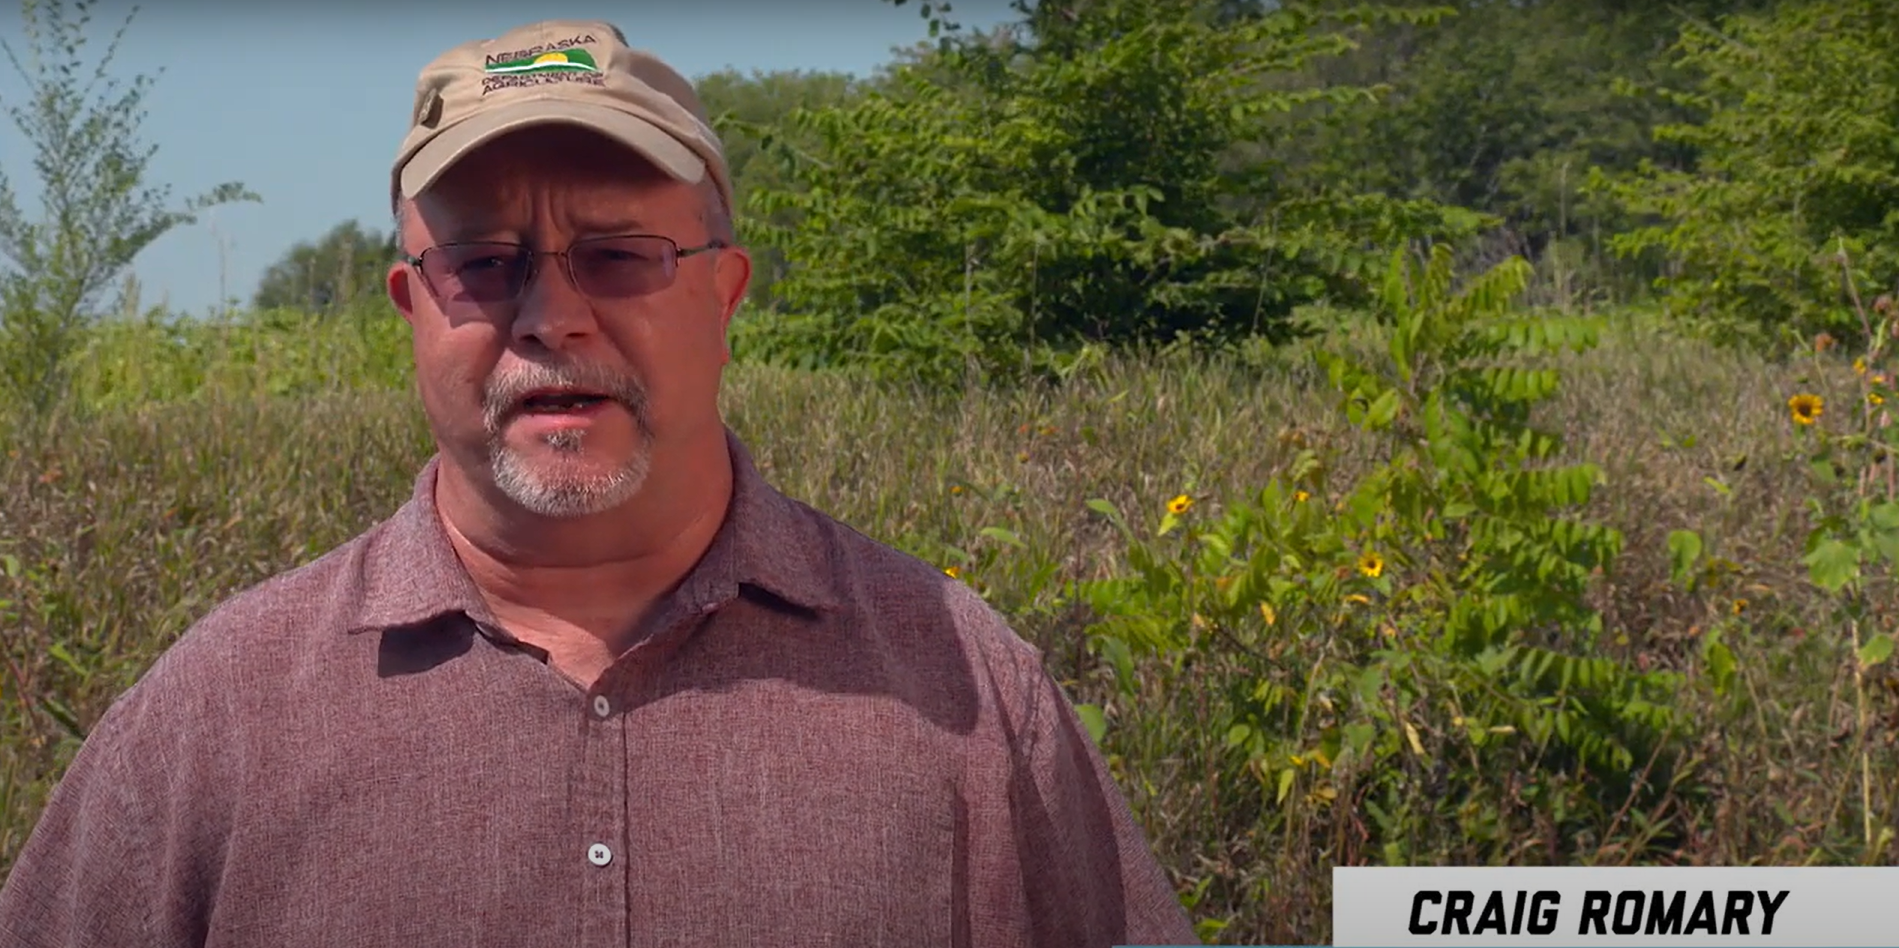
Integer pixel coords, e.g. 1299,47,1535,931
0,685,211,948
1010,665,1202,948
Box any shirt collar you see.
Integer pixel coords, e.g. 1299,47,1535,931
345,427,842,635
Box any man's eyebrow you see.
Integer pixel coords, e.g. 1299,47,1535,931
437,217,656,242
572,216,655,236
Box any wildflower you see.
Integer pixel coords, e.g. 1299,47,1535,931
1293,489,1310,503
1357,550,1385,578
1854,357,1869,376
943,566,961,579
1167,494,1193,515
1788,393,1824,426
949,484,964,495
1872,392,1886,407
1259,602,1276,625
1874,373,1890,387
1814,332,1837,353
1733,599,1747,615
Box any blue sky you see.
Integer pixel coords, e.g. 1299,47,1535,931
0,1,1014,317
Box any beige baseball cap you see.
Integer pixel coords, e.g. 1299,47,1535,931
391,20,731,214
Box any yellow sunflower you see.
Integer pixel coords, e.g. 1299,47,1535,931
1357,550,1385,578
1167,494,1193,515
1788,393,1824,425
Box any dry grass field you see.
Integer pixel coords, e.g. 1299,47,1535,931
2,309,1895,942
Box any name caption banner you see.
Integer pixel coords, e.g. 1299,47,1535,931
1333,866,1899,946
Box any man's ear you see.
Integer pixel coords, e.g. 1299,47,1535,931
388,261,420,327
713,246,752,358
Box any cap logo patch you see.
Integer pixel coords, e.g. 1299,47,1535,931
481,33,605,94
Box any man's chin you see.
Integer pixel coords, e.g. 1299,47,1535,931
488,448,651,519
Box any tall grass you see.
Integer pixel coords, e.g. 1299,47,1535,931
2,307,1895,943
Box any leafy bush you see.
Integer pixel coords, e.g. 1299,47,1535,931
1596,0,1899,343
1074,249,1686,896
735,0,1487,384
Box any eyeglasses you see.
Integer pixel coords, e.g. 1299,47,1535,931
403,234,726,305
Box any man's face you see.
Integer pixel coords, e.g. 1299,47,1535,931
388,125,750,519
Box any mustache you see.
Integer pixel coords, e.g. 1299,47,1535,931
480,360,650,434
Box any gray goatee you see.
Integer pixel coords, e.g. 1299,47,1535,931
480,360,653,518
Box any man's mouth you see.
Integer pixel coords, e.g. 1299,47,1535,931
517,387,611,414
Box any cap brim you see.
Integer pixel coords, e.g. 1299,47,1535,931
398,98,706,200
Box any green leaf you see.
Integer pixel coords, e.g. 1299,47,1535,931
1804,538,1861,593
46,641,86,677
1225,723,1253,749
1703,634,1736,697
1195,918,1231,943
978,526,1027,549
1666,529,1703,587
1857,634,1894,670
1343,722,1377,757
1094,634,1136,691
1085,498,1131,538
1365,388,1402,428
38,695,86,740
1074,703,1108,744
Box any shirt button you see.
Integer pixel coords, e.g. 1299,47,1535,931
587,842,613,867
591,695,610,718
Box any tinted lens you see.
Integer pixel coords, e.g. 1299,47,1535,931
569,236,677,298
425,243,529,302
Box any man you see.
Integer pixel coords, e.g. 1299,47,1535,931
0,19,1197,948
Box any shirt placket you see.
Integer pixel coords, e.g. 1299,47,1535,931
578,685,630,947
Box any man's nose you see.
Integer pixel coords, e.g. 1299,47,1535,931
511,252,599,349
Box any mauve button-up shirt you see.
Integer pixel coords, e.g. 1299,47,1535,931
0,430,1199,948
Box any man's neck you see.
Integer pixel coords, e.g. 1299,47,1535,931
432,432,736,665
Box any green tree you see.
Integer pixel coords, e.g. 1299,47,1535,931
1596,0,1899,343
252,220,396,313
0,0,256,411
696,68,861,308
1294,0,1775,298
739,0,1485,383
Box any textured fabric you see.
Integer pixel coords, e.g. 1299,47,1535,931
0,430,1199,948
